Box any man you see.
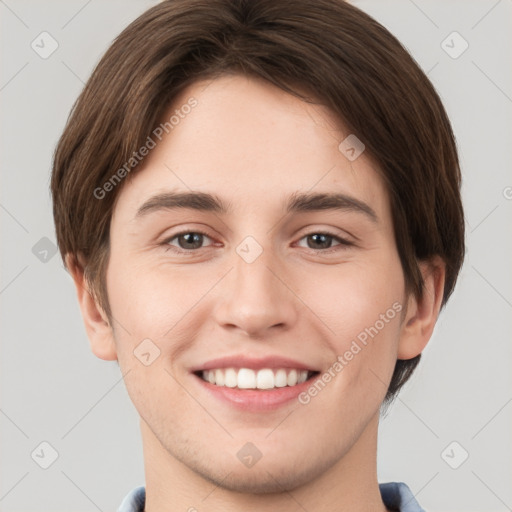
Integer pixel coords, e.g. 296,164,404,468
51,1,465,510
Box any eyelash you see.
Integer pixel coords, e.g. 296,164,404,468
161,230,353,255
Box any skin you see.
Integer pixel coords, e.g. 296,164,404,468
68,74,445,512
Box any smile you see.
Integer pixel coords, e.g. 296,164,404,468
197,367,319,390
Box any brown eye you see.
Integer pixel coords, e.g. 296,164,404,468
297,232,352,251
165,231,214,251
306,233,335,249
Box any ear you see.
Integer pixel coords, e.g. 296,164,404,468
397,256,446,359
65,253,117,361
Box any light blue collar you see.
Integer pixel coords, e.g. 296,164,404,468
118,481,425,511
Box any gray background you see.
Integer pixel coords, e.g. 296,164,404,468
1,1,511,511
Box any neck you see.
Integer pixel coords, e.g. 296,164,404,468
140,412,390,512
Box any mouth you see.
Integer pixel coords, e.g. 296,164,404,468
193,367,321,390
189,354,323,411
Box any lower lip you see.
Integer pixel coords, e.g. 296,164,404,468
193,373,318,412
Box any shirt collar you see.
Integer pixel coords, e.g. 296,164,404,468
118,481,425,512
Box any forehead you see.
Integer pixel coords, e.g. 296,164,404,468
114,74,389,222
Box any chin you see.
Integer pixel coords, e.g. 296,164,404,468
193,456,326,495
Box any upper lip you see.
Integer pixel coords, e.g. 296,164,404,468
190,355,320,373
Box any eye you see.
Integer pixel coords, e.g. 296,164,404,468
163,231,215,252
161,230,353,255
296,232,353,251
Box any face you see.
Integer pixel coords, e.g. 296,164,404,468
103,74,408,492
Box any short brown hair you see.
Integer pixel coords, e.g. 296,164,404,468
51,0,465,404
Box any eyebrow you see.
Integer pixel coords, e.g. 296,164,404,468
134,190,378,223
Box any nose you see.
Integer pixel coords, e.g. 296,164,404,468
212,245,299,337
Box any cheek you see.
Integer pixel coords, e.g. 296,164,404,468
105,253,214,342
294,259,404,382
297,258,404,336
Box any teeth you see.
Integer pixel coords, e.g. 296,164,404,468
238,368,256,389
256,369,274,389
275,369,288,387
224,368,237,388
200,368,311,389
215,369,224,386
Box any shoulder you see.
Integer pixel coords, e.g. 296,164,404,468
379,481,426,512
118,485,145,512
